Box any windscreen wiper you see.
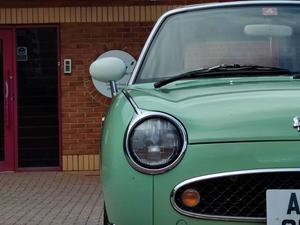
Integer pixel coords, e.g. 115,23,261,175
292,73,300,79
154,64,292,88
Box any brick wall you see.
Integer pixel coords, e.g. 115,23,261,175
61,22,153,156
0,0,230,8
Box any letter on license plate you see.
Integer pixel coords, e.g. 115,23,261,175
267,190,300,225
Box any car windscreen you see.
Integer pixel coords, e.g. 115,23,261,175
135,5,300,83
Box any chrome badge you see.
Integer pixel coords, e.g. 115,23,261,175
293,117,300,132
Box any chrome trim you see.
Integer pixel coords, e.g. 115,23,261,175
171,168,300,222
109,80,118,97
122,90,142,115
124,110,188,175
293,116,300,132
128,1,300,85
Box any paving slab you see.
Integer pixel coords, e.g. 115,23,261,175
0,172,103,225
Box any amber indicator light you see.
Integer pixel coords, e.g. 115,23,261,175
181,189,200,207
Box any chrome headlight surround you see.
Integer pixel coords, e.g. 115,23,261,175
124,110,188,174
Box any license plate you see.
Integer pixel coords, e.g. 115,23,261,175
267,190,300,225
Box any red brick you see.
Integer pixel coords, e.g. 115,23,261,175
60,22,152,155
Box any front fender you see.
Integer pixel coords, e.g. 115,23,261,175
101,93,153,225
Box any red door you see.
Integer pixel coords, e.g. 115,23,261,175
0,29,16,171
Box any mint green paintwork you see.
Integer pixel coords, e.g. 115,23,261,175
153,141,300,225
101,76,300,225
101,95,153,225
128,77,300,143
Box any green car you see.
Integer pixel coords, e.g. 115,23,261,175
89,1,300,225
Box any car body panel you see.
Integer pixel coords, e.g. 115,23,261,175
102,78,300,225
101,95,153,225
153,141,300,225
128,78,300,143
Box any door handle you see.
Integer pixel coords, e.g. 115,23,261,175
5,81,8,98
4,73,14,128
4,80,10,128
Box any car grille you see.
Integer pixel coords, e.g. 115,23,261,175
172,170,300,221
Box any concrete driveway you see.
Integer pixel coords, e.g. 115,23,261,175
0,172,103,225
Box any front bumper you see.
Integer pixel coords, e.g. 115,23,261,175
153,141,300,225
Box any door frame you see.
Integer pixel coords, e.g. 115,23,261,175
15,25,62,171
0,28,17,171
0,25,62,171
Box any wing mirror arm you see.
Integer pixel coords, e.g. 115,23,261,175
110,80,118,97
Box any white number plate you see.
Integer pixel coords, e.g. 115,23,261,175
267,190,300,225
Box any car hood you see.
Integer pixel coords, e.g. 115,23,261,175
126,78,300,143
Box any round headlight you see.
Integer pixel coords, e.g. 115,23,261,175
125,113,187,174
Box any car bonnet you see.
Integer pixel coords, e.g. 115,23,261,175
125,78,300,144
